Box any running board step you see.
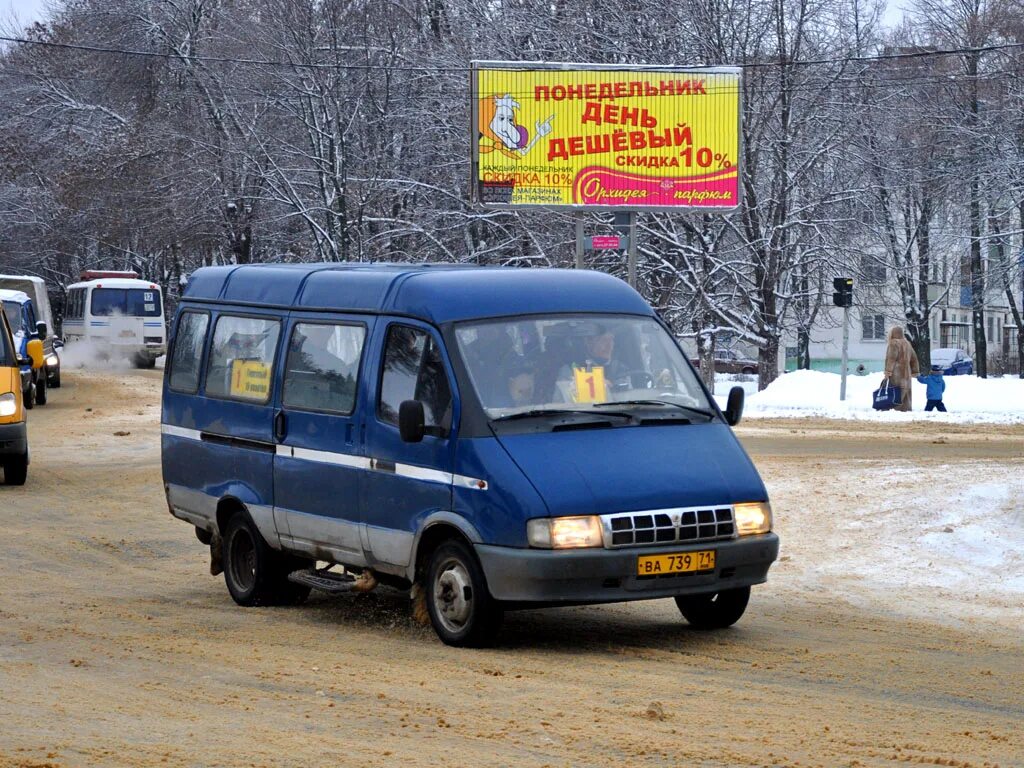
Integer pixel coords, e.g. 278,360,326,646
288,568,357,594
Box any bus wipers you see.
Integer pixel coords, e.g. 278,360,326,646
491,407,634,423
592,400,717,421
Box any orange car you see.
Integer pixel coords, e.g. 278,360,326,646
0,308,41,485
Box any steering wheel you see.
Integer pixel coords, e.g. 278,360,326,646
624,370,654,389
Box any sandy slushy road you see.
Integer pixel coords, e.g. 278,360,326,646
1,369,1021,768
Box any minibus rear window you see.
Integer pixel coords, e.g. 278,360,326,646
91,288,162,317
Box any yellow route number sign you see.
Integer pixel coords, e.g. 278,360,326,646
230,359,272,402
573,366,607,403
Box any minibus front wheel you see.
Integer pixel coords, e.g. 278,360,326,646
3,452,28,486
425,539,503,648
222,511,311,607
675,586,750,630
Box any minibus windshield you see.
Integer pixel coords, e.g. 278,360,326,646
91,288,162,317
455,315,714,419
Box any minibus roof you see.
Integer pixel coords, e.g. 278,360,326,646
0,289,31,304
181,264,653,324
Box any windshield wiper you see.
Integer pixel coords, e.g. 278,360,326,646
592,399,718,421
491,408,633,423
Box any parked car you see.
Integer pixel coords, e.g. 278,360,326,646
162,264,778,647
931,348,973,376
0,305,39,485
690,349,758,375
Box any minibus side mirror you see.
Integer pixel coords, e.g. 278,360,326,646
724,386,744,426
26,338,45,370
35,320,48,339
398,400,426,443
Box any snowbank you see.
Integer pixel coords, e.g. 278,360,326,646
714,369,1024,424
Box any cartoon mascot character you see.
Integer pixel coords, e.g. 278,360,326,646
479,94,554,160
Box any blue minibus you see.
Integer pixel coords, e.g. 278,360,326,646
161,264,778,646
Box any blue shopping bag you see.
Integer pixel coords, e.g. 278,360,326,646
872,378,903,410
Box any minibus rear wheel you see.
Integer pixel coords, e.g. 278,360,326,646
675,586,750,629
425,539,503,648
34,376,46,406
223,512,311,607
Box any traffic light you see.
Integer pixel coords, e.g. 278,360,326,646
832,277,853,307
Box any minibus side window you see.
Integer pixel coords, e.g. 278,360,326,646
168,311,210,394
205,315,281,404
378,325,452,436
283,322,365,415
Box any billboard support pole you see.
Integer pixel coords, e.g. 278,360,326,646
627,211,638,289
575,213,584,270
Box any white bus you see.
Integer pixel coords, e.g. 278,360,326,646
63,272,167,368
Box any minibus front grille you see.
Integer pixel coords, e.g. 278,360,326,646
602,507,735,548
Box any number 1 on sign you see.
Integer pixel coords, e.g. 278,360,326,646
573,366,607,402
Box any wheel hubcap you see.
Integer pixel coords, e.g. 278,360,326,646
433,559,472,633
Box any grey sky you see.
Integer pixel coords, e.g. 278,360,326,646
1,0,50,28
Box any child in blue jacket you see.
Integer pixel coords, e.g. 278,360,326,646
917,365,947,412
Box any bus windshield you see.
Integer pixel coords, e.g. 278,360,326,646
91,288,162,317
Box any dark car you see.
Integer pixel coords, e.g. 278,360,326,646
690,349,758,375
931,348,973,376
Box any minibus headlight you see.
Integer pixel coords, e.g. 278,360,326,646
0,393,17,417
46,355,59,366
527,516,604,549
734,502,772,535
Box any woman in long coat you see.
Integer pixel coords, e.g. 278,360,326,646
884,326,920,412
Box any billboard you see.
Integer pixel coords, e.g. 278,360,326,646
471,62,741,210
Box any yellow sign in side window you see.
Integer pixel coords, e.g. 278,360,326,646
230,359,272,402
573,365,607,403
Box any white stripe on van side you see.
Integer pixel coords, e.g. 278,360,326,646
276,443,486,491
161,424,202,441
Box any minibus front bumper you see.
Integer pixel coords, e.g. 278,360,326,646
0,421,28,456
476,533,779,605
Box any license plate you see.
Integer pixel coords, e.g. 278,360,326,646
637,550,715,576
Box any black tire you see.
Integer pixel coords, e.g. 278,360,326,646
35,375,46,406
133,354,156,369
675,586,751,630
425,539,503,647
49,367,61,388
222,512,310,607
23,384,34,410
4,452,28,486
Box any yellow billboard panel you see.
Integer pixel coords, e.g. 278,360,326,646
472,62,741,210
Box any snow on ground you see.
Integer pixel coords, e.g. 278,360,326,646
714,369,1024,424
768,459,1024,629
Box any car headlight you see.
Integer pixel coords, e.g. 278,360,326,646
46,355,59,366
734,502,772,535
527,516,604,549
0,392,17,417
